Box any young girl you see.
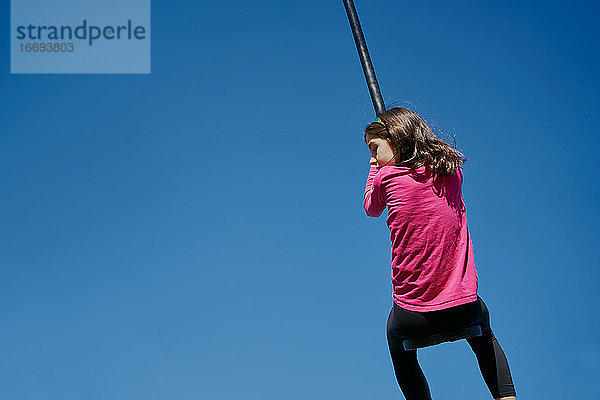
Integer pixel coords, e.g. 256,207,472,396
363,107,517,400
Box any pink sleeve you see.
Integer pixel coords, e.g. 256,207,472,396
364,165,386,217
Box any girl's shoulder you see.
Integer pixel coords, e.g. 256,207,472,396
377,165,414,178
377,165,433,185
379,164,432,176
380,165,426,173
381,164,464,185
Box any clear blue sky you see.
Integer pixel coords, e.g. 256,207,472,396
1,1,599,399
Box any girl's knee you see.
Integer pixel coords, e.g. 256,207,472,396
466,329,496,349
387,331,406,353
389,344,418,364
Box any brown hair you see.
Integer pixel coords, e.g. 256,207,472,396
364,107,467,176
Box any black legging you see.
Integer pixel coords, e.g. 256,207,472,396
386,296,516,399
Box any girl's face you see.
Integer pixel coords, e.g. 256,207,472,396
366,135,396,168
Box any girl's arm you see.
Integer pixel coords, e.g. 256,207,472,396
364,165,386,217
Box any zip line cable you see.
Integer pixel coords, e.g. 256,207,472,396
341,0,385,116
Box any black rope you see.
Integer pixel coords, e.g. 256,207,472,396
342,0,385,116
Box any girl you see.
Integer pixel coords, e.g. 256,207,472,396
363,107,517,400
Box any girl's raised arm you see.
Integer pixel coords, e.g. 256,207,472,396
364,165,386,217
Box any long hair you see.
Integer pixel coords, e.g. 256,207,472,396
364,107,467,176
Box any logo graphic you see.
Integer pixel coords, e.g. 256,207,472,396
11,0,151,74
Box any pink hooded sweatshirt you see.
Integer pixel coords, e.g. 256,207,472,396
364,164,478,312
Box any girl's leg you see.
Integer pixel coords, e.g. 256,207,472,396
385,296,516,399
467,332,516,399
386,304,433,400
387,341,432,400
466,297,517,399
